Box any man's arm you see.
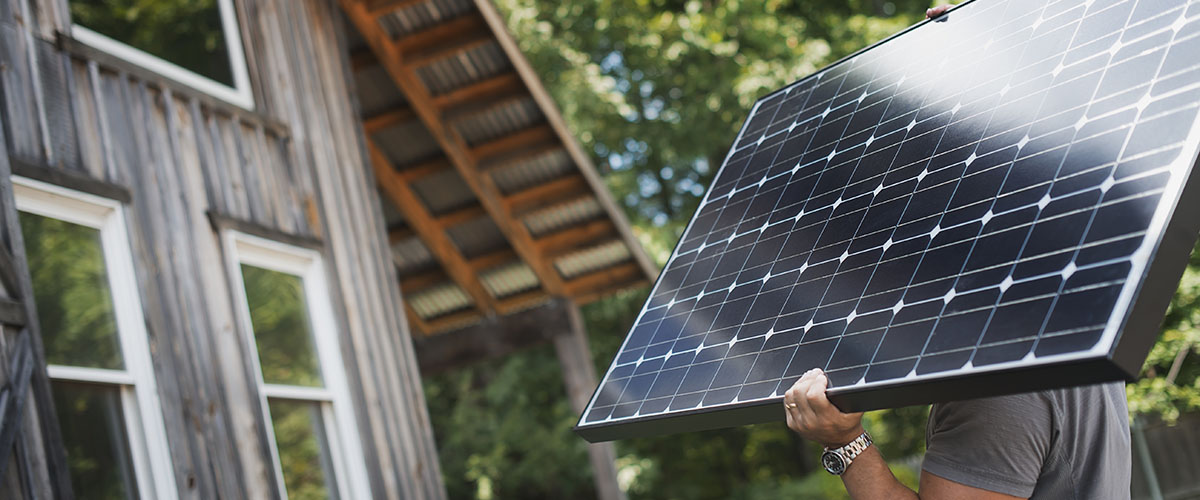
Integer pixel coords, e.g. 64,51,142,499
783,369,1025,500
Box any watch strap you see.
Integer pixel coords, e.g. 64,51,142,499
826,431,872,466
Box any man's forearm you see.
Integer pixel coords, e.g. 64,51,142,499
840,446,919,500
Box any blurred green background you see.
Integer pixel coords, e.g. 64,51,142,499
422,1,1200,498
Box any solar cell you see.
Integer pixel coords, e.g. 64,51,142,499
577,0,1200,442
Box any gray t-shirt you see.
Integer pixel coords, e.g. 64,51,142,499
922,382,1131,499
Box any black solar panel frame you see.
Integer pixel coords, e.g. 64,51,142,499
575,0,1200,443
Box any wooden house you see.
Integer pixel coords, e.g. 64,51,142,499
0,0,654,498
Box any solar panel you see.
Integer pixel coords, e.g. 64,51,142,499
576,0,1200,442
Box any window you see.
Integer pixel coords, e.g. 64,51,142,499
14,177,178,500
68,0,253,108
224,232,372,499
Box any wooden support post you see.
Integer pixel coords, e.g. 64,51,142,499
552,300,626,500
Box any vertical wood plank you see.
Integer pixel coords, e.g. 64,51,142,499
553,300,626,500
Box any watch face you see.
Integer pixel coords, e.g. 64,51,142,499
821,451,847,475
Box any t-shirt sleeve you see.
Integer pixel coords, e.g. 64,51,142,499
921,392,1054,498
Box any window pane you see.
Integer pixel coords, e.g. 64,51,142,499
20,211,124,370
51,380,140,500
241,265,323,387
69,0,235,86
268,399,339,500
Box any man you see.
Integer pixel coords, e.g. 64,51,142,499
780,7,1132,499
784,368,1130,499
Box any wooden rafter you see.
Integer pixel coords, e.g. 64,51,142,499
434,72,523,110
342,0,567,296
504,175,589,215
364,106,416,132
365,0,427,17
435,204,486,227
496,288,550,314
394,14,488,54
399,268,445,291
469,248,517,270
367,138,498,312
564,262,642,298
397,156,450,182
535,219,617,257
470,124,555,163
405,34,494,68
425,309,482,333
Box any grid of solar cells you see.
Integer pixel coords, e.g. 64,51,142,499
581,0,1200,431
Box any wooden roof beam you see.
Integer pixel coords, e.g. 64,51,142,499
469,247,517,271
367,137,498,313
504,175,590,215
399,268,446,292
433,72,523,110
366,0,427,17
424,309,483,334
564,262,642,299
435,204,486,227
404,34,494,68
470,124,556,163
364,106,416,132
343,0,566,296
496,288,549,314
535,219,618,257
395,14,489,55
397,157,450,182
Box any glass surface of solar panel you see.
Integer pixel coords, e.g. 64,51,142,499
578,0,1200,442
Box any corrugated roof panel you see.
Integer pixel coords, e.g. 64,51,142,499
555,240,632,279
373,122,440,166
453,97,543,146
444,215,507,258
354,66,406,117
491,149,574,194
478,261,540,298
523,196,603,237
410,168,476,214
408,282,473,318
377,0,476,38
417,42,510,96
391,236,434,274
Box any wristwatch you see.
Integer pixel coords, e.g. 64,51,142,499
821,431,872,475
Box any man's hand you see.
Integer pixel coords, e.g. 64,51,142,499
783,368,865,448
926,5,951,19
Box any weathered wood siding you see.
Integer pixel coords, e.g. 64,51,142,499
0,0,445,498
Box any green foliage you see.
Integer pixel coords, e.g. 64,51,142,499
68,0,234,85
241,265,324,388
19,211,123,370
424,344,596,499
1127,240,1200,423
268,400,336,500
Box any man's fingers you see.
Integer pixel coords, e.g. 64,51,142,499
805,374,842,416
926,4,951,19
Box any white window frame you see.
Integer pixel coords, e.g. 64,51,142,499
13,176,179,500
69,0,254,109
223,231,372,500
